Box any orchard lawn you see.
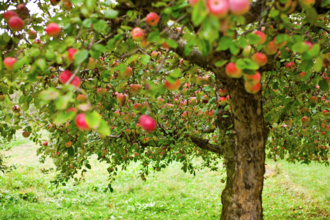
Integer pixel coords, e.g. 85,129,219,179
0,134,330,220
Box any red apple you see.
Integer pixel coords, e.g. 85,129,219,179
139,115,156,132
117,93,128,106
22,131,30,138
12,105,20,113
3,57,17,70
130,84,142,94
218,97,227,105
301,116,309,124
42,141,48,146
146,12,159,26
65,141,72,148
97,88,107,96
3,11,17,22
219,88,227,96
77,94,87,102
245,82,261,94
131,27,145,41
242,45,255,58
165,79,180,90
67,48,77,62
297,72,306,80
75,113,90,130
263,40,278,55
244,71,261,85
207,0,229,18
251,52,267,66
228,0,250,15
309,96,317,103
225,62,242,78
133,103,143,111
8,16,24,31
45,23,61,37
59,70,72,84
252,30,266,45
71,76,81,87
286,62,296,71
28,30,37,39
189,0,200,6
120,67,133,78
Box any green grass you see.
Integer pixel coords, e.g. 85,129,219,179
0,134,329,219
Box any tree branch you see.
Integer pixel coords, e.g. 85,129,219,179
190,136,223,154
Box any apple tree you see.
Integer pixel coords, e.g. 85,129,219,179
0,0,330,219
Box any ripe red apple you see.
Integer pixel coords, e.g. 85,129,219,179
244,71,261,85
8,16,24,31
286,62,296,71
3,57,17,70
133,103,142,111
161,41,171,49
165,79,180,90
67,48,77,62
67,107,77,113
139,115,156,132
219,88,227,96
242,45,255,58
63,0,73,10
120,67,133,78
218,97,227,105
245,82,261,93
97,88,107,96
12,105,20,113
326,125,330,131
297,72,306,80
117,93,128,106
189,0,200,6
75,113,90,130
251,52,267,66
28,30,37,39
263,40,278,55
252,30,266,45
146,12,159,26
225,62,242,78
301,116,309,124
42,141,48,146
151,51,161,59
22,131,30,138
33,39,42,44
130,84,142,94
131,27,145,41
304,41,313,50
71,77,81,87
309,96,317,103
4,10,18,22
323,109,329,116
59,70,72,84
45,23,61,37
228,0,250,15
77,94,87,102
207,0,229,18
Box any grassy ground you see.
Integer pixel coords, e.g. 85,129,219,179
0,134,329,220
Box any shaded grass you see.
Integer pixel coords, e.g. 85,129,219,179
0,134,329,219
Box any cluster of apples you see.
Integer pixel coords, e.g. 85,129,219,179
3,4,29,31
190,0,250,17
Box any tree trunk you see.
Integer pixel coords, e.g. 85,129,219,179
218,80,269,220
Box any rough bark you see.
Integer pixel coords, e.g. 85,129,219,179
214,75,268,220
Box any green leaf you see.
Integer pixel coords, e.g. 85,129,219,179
166,76,177,84
319,78,328,91
192,1,207,26
184,39,195,56
139,54,150,65
314,56,323,72
53,111,76,125
39,88,60,100
93,20,108,33
218,36,232,51
82,19,93,28
36,59,46,71
45,50,55,60
92,44,106,53
170,68,181,79
74,50,88,65
306,7,318,24
13,57,28,72
55,92,73,110
68,147,74,157
86,112,101,128
148,31,160,43
247,33,261,45
165,39,178,48
215,60,228,67
118,63,126,73
236,58,259,70
97,120,110,136
229,43,239,55
104,9,118,19
307,44,320,57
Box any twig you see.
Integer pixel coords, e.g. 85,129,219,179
160,14,188,36
155,50,170,73
65,63,83,85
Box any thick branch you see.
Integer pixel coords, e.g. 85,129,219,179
190,136,223,154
